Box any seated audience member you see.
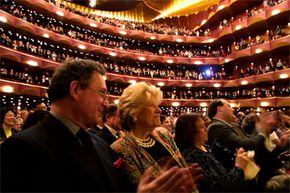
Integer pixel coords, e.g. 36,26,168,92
159,114,174,134
111,82,203,192
1,59,204,193
97,104,123,144
35,101,48,111
21,110,49,130
89,110,104,134
0,107,17,142
175,113,251,192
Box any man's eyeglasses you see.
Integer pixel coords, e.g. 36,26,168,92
87,87,109,99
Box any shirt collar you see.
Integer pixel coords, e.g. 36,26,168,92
105,124,118,137
50,111,80,136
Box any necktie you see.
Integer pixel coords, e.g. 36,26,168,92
76,129,96,156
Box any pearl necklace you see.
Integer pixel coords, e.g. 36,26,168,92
133,135,156,148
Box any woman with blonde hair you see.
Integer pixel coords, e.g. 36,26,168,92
111,82,202,192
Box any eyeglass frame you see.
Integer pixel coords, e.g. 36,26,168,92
87,87,109,99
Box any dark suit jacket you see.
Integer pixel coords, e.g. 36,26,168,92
97,125,118,145
207,119,265,170
1,114,120,192
207,119,282,190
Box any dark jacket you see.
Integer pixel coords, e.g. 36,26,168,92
1,113,120,192
97,125,119,145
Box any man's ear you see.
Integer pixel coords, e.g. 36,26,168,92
70,80,81,100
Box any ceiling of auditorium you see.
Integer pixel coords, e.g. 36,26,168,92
65,0,219,22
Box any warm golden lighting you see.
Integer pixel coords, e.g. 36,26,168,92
279,73,289,79
255,48,262,53
138,56,146,61
200,102,207,107
150,36,156,40
201,19,207,25
128,80,136,84
157,82,165,86
109,52,117,57
119,30,127,35
194,61,203,65
176,38,183,42
235,25,242,31
217,5,225,10
224,58,230,63
207,38,215,43
271,9,281,16
153,0,205,20
89,23,97,27
167,59,174,64
78,44,86,50
26,60,38,66
172,102,180,107
56,11,64,16
114,99,119,104
103,76,107,80
185,83,192,87
1,85,14,93
261,102,269,107
241,80,248,85
230,103,236,108
213,83,221,87
42,33,49,38
0,16,8,23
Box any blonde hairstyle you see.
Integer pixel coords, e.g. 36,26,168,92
118,82,163,131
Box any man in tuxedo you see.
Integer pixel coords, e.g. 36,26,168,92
97,104,123,144
1,59,202,193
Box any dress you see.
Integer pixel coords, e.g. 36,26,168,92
111,127,187,190
182,145,244,192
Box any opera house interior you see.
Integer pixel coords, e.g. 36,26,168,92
1,0,290,192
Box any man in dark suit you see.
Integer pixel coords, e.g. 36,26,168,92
207,99,282,190
1,59,202,193
97,104,123,144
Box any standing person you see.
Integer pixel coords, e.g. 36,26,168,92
97,104,123,144
1,59,203,192
111,82,203,192
0,107,17,143
207,99,283,190
207,99,267,171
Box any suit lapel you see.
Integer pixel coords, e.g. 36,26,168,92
41,114,108,190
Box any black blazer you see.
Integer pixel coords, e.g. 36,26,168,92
207,119,265,170
1,114,120,192
97,125,118,145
